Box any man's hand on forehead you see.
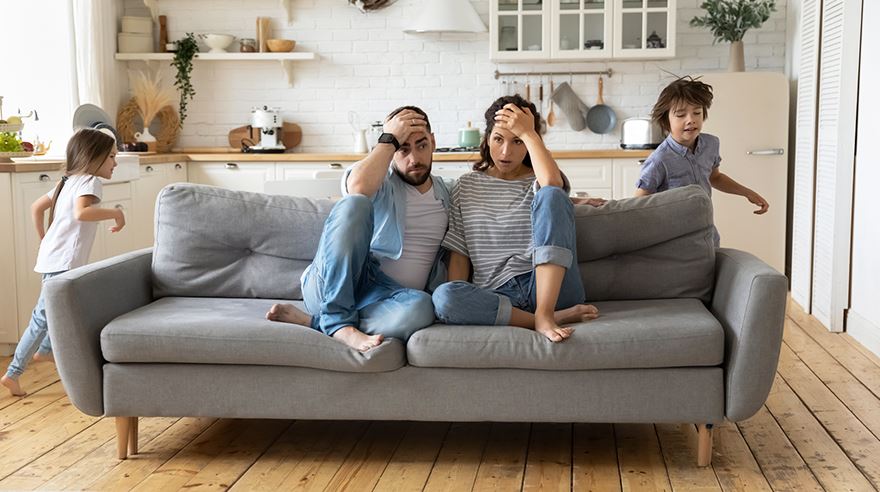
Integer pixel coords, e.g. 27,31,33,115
385,109,429,144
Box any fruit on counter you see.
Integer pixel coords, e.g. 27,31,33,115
5,116,22,125
0,132,24,152
21,141,34,152
0,119,6,124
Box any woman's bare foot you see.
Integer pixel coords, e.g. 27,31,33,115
32,352,54,363
1,374,26,396
554,304,599,325
534,316,574,342
332,326,384,352
266,303,312,326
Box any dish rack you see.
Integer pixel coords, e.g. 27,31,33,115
0,96,34,162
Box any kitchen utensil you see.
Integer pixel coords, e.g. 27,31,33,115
158,16,168,52
266,39,296,52
199,33,236,53
458,121,480,148
586,76,617,134
525,82,531,102
620,117,663,149
227,122,302,150
551,81,588,131
547,81,556,127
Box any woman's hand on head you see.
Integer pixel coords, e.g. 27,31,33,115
494,104,536,139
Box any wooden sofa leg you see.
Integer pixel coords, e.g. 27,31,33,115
115,417,130,460
128,417,139,456
697,423,714,466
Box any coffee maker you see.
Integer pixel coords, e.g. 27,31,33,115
245,106,285,153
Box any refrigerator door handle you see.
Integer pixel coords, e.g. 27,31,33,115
747,148,785,155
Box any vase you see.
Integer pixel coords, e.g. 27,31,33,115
134,126,157,143
728,40,745,72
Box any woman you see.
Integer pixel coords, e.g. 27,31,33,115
432,95,599,342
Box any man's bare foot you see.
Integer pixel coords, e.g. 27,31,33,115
535,317,574,342
332,326,384,352
1,374,26,396
554,304,599,325
32,352,54,363
266,303,312,326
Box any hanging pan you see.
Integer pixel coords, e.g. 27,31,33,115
586,76,617,134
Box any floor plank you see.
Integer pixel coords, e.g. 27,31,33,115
764,374,875,491
776,342,880,487
522,423,571,491
0,359,61,411
321,420,409,492
710,421,772,492
274,420,370,491
614,424,672,492
654,423,722,491
0,381,66,431
471,422,529,492
736,406,824,492
572,423,621,492
81,417,219,491
422,422,490,492
373,422,449,492
841,332,880,368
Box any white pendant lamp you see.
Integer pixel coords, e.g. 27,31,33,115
404,0,487,33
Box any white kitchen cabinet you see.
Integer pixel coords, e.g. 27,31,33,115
558,158,613,198
188,161,276,193
490,0,674,61
132,162,187,249
612,157,644,198
0,174,18,347
612,0,675,59
275,162,348,180
431,162,473,180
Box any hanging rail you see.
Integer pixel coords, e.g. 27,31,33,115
493,68,613,79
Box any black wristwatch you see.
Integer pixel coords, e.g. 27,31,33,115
377,132,400,151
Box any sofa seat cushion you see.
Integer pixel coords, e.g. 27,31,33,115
407,299,723,370
101,297,405,372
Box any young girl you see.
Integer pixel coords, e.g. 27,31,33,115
432,95,599,342
635,76,768,246
1,128,124,396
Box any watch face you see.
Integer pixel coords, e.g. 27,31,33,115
378,133,399,149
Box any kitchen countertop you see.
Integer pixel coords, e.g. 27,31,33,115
1,148,652,173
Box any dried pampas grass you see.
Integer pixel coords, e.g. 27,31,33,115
130,70,175,128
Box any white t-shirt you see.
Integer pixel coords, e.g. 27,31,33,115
379,184,448,290
34,174,103,273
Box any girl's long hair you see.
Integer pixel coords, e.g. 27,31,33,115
474,94,542,172
47,129,115,229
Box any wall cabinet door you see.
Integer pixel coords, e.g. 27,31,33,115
551,0,613,59
490,0,552,61
188,162,276,193
612,0,676,59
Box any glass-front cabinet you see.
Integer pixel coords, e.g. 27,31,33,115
490,0,675,61
612,0,676,58
490,0,552,61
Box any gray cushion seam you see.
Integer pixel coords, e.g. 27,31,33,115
101,332,371,352
175,187,333,216
412,332,720,345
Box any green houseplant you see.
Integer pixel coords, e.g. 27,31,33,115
171,32,199,126
690,0,776,72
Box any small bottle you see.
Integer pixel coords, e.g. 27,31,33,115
240,38,257,53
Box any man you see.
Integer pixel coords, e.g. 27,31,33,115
266,106,450,352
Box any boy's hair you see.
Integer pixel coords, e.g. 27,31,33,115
475,94,541,172
386,105,432,132
651,76,714,133
47,128,116,229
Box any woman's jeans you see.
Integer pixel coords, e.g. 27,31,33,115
6,271,64,378
301,194,435,340
432,186,585,325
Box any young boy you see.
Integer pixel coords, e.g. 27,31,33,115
634,76,768,246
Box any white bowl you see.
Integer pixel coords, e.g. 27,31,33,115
200,33,236,53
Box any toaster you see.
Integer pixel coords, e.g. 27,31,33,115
620,117,664,149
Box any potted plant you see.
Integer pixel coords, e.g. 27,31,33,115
171,32,199,126
690,0,776,72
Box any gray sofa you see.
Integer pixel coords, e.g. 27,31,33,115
46,183,787,465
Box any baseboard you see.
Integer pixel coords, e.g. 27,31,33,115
847,309,880,358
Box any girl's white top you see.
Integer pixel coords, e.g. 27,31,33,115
34,174,103,274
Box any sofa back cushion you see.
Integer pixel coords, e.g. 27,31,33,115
153,184,335,299
576,185,715,302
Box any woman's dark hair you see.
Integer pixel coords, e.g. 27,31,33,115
651,76,713,133
474,94,541,172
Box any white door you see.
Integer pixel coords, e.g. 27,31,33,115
699,72,788,274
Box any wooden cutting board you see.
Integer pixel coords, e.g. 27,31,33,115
227,122,302,150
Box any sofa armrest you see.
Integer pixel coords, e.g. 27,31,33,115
711,248,787,422
44,248,154,416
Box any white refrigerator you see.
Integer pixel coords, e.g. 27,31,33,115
698,72,789,274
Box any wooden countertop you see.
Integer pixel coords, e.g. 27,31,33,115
1,148,652,173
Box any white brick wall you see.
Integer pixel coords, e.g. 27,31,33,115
122,0,787,151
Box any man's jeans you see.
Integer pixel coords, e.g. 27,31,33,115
301,194,435,340
6,271,63,378
432,186,585,325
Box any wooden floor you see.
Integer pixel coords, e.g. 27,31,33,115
2,300,880,491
